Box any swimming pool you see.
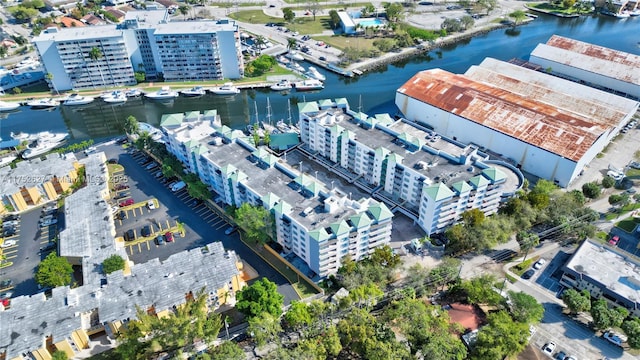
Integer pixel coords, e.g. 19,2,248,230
358,18,385,27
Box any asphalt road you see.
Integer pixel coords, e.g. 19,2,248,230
96,141,299,304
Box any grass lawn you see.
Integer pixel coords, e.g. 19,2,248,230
626,168,640,178
229,9,282,24
288,16,333,34
527,2,584,14
315,35,377,51
605,203,640,220
616,216,640,233
510,256,540,276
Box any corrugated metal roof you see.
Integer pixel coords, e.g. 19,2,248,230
535,35,640,85
398,69,605,161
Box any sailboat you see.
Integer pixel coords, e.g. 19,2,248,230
276,99,300,134
261,98,278,134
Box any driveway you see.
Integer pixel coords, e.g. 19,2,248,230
95,141,299,304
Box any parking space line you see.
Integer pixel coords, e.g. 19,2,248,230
210,218,224,226
216,223,228,230
146,241,150,250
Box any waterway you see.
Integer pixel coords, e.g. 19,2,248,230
1,14,639,143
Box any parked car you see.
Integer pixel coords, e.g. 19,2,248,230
541,342,556,355
141,225,151,237
3,220,19,227
119,199,134,207
108,158,118,164
0,292,13,300
224,226,237,235
533,258,546,270
1,240,17,248
42,204,57,212
607,170,624,181
3,229,16,237
145,162,158,170
603,331,625,347
115,184,129,191
171,181,186,192
147,200,156,210
0,279,12,288
39,218,58,227
3,214,19,221
555,351,567,360
124,229,135,241
154,170,163,178
164,232,174,242
521,269,535,280
608,235,620,246
84,146,97,155
155,234,165,246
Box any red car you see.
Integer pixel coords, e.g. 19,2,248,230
609,235,620,246
165,232,174,242
119,198,134,207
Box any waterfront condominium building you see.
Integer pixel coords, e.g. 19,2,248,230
33,10,243,91
160,111,394,277
297,99,523,235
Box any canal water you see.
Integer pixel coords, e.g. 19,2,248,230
1,14,639,142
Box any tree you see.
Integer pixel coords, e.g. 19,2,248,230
563,0,577,8
460,15,475,30
516,231,539,262
472,311,530,359
328,10,341,29
429,257,461,291
622,318,640,349
88,46,106,88
508,291,545,324
124,115,139,135
384,2,404,23
562,288,591,314
609,193,625,206
248,312,282,346
179,4,190,20
35,253,73,288
284,300,312,329
582,182,601,199
283,8,295,23
186,178,211,200
102,254,125,274
51,351,68,360
456,274,504,306
236,278,284,318
590,299,628,331
441,18,463,33
348,283,384,309
369,245,401,268
234,203,273,244
361,4,375,17
508,10,527,25
134,131,152,150
209,341,244,360
10,7,39,22
602,175,615,188
287,37,298,51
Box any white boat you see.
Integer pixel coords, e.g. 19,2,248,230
305,66,326,81
270,80,292,91
63,93,94,106
11,131,68,144
287,51,304,61
26,98,59,109
209,83,240,95
138,122,164,142
0,155,17,167
629,9,640,16
22,140,64,159
289,61,306,73
277,55,290,65
0,100,20,112
103,91,128,104
145,86,178,100
294,79,324,91
180,86,206,97
125,88,143,97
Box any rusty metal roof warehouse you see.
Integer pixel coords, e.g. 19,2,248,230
398,69,609,162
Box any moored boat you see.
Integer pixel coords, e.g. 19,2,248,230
286,50,304,61
103,91,128,104
305,66,326,81
270,80,292,91
294,79,324,91
125,88,143,97
209,83,240,95
289,61,306,73
180,86,206,97
26,98,59,109
62,93,94,106
0,155,17,167
0,100,20,112
145,86,179,100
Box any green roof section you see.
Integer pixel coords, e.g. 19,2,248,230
184,111,200,121
341,130,355,140
273,200,292,215
335,98,349,106
229,170,247,183
305,181,322,196
309,228,330,242
203,109,218,119
350,212,372,228
262,193,280,208
219,125,233,138
353,111,368,122
331,220,351,236
329,124,345,134
294,173,313,186
160,113,184,127
298,101,319,114
469,175,491,188
252,147,269,159
374,113,394,126
375,147,390,158
368,202,393,222
269,132,300,150
220,164,237,176
482,167,507,183
184,139,199,149
451,180,472,194
387,153,404,164
193,144,208,156
318,99,333,107
423,182,455,202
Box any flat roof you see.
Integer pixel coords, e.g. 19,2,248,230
337,11,356,27
153,20,236,35
33,25,122,42
0,153,77,195
124,10,169,26
466,58,632,130
565,239,640,305
531,35,640,86
397,69,605,162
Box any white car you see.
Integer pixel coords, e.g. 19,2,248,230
603,331,624,347
39,219,58,227
147,200,157,210
542,342,556,355
606,170,624,181
1,240,17,248
533,258,547,270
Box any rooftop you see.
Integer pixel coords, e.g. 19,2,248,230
397,69,607,162
153,20,237,35
33,25,122,42
123,9,169,27
0,153,77,195
565,239,640,305
531,35,640,86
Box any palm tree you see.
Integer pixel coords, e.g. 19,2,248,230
254,35,266,54
287,37,297,50
88,46,106,89
45,72,58,95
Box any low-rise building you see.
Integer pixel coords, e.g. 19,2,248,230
560,239,640,317
0,153,79,214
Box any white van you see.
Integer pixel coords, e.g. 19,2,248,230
171,181,186,192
